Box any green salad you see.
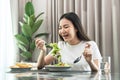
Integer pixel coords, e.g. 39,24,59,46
49,43,61,62
48,43,70,67
54,62,70,67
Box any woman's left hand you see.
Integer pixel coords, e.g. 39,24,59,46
83,43,92,62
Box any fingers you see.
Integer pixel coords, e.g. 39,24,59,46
35,38,45,49
83,48,92,57
83,52,92,57
83,43,92,57
85,43,91,48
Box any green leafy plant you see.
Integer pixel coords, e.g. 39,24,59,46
15,2,48,61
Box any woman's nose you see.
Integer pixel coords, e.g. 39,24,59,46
60,28,66,33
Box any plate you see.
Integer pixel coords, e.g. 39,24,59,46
44,65,71,71
10,67,32,71
9,62,33,71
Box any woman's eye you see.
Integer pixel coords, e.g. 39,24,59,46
64,25,69,28
58,25,69,30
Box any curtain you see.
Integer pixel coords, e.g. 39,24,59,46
0,0,18,79
46,0,120,73
0,0,14,69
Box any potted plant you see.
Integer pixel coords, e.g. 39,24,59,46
15,2,48,61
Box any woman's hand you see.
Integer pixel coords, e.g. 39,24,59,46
35,38,46,52
83,43,99,71
83,43,92,62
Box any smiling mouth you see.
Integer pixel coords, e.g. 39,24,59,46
62,34,69,39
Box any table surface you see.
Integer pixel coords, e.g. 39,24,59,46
1,68,120,80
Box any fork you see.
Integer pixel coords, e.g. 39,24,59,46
73,56,82,63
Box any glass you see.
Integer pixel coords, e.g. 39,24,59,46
100,56,111,73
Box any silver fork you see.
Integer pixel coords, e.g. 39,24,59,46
73,56,82,63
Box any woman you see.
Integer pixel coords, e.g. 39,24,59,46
35,12,102,71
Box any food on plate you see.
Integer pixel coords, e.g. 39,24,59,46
10,62,32,68
54,62,70,67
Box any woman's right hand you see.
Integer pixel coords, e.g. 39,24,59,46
35,38,46,52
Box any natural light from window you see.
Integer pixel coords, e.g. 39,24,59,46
0,0,16,73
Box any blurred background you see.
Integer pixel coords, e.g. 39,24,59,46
0,0,120,73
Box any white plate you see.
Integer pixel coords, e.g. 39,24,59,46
45,65,71,71
10,67,32,71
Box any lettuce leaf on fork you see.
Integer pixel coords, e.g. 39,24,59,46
49,43,61,62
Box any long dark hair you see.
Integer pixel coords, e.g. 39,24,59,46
59,12,90,41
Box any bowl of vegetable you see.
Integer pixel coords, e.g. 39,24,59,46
45,62,71,71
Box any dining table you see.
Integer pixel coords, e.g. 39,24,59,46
1,67,120,80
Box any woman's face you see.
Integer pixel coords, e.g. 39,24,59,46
59,18,78,44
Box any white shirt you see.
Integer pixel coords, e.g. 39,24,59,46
58,41,102,71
